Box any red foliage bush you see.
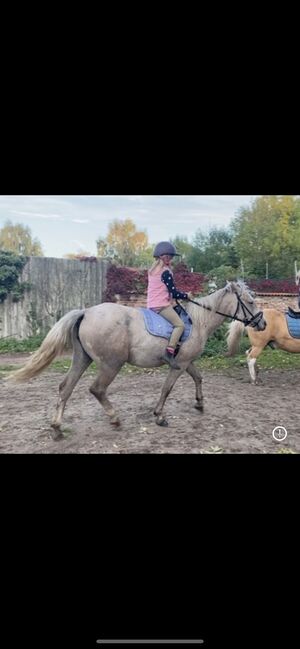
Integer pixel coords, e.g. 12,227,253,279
173,263,206,294
104,263,206,302
247,278,298,294
105,265,148,301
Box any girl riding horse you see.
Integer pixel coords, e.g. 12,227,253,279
147,241,193,368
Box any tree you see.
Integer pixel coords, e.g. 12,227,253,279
0,220,43,256
231,195,300,278
188,227,239,274
96,219,150,266
170,236,197,268
63,251,92,259
207,264,239,288
0,249,29,302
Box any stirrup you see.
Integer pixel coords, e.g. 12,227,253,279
162,351,181,369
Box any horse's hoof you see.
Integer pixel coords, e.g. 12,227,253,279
156,416,168,427
50,423,64,441
52,432,64,441
110,417,121,426
194,403,204,412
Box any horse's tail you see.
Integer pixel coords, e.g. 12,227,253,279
226,320,246,356
6,309,85,383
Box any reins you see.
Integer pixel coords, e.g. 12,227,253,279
185,292,263,328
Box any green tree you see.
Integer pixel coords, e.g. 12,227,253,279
231,195,300,278
188,227,239,274
0,249,29,302
96,219,150,266
0,220,43,256
170,236,197,268
207,264,239,288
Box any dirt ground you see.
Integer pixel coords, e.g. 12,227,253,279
0,353,299,453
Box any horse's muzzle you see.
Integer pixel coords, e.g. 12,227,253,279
247,311,266,330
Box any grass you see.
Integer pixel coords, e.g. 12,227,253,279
0,334,45,353
2,348,300,375
197,348,300,371
2,333,300,374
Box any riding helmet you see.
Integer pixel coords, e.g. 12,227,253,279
153,241,180,257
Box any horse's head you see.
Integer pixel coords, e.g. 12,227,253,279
224,281,266,330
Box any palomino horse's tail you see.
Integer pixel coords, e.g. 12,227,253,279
6,309,85,383
226,320,246,356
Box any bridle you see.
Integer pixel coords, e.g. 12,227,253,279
186,291,264,328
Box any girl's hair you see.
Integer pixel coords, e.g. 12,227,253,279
149,258,164,275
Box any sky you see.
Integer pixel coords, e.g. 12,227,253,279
0,195,260,258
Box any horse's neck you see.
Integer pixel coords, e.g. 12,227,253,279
186,292,226,338
202,294,226,334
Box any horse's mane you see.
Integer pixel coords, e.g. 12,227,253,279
185,280,249,326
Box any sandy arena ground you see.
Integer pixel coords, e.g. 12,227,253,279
0,353,299,453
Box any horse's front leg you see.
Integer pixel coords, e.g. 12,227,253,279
186,362,204,412
246,347,261,384
154,368,184,426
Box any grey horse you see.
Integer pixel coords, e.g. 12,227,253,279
7,281,265,438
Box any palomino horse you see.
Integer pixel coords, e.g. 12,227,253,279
227,307,300,384
7,281,265,438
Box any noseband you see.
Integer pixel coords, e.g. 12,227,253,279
231,293,264,327
187,292,264,328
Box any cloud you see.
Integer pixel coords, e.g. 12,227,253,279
70,239,88,250
10,210,62,219
71,219,90,223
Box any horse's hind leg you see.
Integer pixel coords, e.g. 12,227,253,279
186,362,204,411
89,361,123,426
51,341,92,439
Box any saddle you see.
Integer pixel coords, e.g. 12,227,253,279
287,306,300,319
285,311,300,338
139,304,192,343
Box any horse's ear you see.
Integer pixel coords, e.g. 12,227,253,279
224,280,234,292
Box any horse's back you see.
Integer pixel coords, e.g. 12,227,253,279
263,308,288,333
77,302,143,364
248,308,293,348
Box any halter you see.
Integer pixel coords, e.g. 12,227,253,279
186,290,264,328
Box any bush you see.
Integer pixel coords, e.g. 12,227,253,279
104,262,207,301
207,265,239,288
0,250,29,302
247,278,298,294
201,323,229,357
0,334,45,353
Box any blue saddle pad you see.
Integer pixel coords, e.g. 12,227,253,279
285,312,300,338
139,307,192,342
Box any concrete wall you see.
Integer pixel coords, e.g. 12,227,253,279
0,257,109,339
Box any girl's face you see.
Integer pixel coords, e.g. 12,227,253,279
160,254,174,266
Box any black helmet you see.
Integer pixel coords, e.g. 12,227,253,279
153,241,180,257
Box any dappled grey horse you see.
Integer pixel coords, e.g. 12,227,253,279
7,281,265,438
